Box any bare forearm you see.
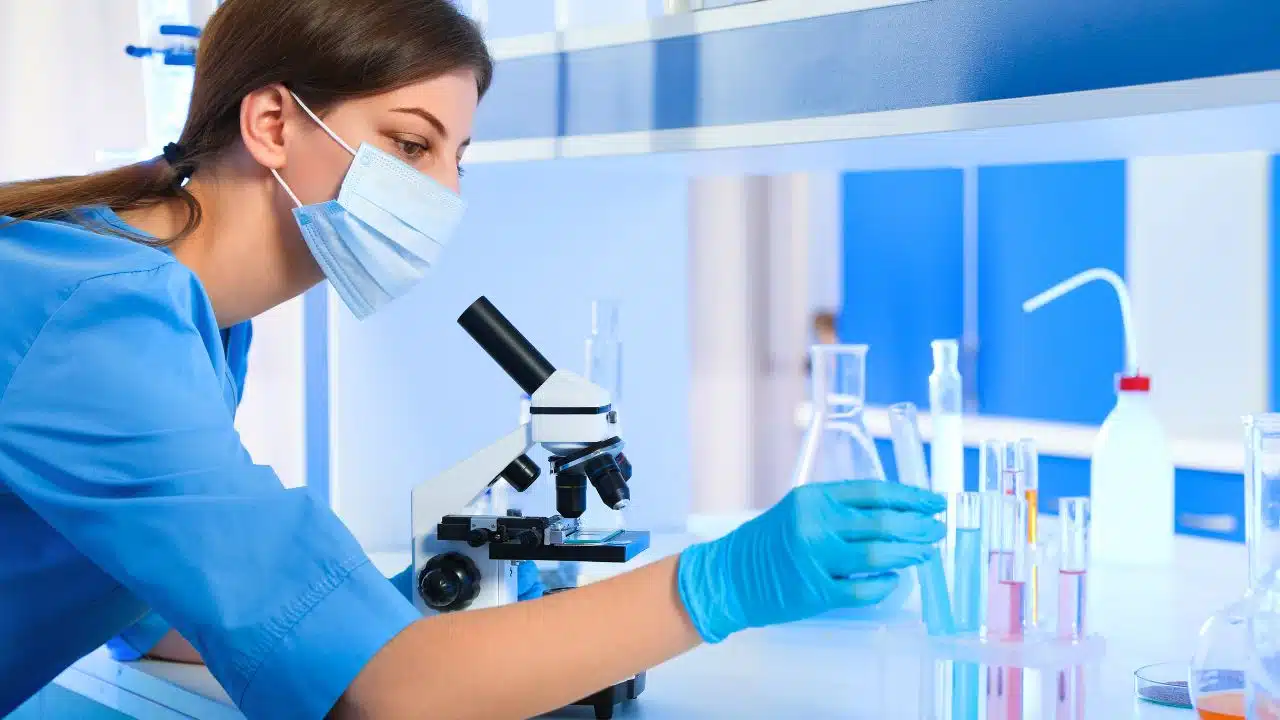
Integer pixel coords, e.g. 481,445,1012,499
333,555,700,719
146,630,204,664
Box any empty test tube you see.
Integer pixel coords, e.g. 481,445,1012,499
888,403,930,488
1057,498,1090,640
888,403,955,636
1001,443,1022,497
980,439,1005,494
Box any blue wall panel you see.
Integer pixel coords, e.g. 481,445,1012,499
480,0,1280,140
976,161,1127,424
1175,467,1245,544
840,169,965,409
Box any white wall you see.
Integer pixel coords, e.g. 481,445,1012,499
235,299,307,489
1126,151,1272,443
689,173,834,513
804,171,844,315
328,161,691,552
0,0,147,181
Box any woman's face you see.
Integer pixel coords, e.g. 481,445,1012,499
283,68,480,204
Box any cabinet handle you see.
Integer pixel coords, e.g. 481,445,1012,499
1178,513,1237,534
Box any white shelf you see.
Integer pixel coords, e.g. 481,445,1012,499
485,0,929,59
467,71,1280,172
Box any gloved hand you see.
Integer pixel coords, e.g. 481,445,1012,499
677,479,946,643
517,560,545,601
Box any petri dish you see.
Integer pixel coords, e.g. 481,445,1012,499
1135,662,1193,709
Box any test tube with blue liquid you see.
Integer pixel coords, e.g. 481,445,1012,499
952,492,986,720
888,403,955,636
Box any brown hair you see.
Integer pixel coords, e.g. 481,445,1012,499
0,0,492,245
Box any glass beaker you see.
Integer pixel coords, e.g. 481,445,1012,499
1192,414,1280,719
792,344,885,487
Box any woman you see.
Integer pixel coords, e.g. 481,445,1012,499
0,0,945,717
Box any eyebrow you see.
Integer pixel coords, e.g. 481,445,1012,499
390,107,472,149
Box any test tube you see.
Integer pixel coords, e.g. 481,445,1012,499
888,403,930,489
1001,443,1022,497
1016,439,1040,544
1055,498,1089,719
1057,498,1090,640
952,492,986,632
952,492,985,720
980,439,1005,495
1015,439,1040,624
989,496,1029,720
997,496,1030,638
888,403,955,636
979,440,1006,648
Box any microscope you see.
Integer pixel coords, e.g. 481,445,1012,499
410,296,651,719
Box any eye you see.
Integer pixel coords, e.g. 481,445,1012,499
394,138,429,160
458,164,466,178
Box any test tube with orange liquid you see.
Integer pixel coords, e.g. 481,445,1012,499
1015,439,1039,623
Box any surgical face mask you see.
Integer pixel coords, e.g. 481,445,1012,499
271,92,466,319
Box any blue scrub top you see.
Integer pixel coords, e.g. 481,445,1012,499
0,208,421,718
104,320,251,661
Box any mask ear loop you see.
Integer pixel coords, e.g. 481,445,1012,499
289,91,357,156
270,90,358,209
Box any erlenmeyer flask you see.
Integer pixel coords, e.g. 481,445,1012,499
793,345,910,620
793,344,885,486
1193,414,1280,719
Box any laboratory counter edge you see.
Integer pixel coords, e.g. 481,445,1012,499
46,519,1230,719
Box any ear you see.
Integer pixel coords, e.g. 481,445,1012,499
239,84,290,170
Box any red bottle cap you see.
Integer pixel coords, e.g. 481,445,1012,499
1117,374,1151,392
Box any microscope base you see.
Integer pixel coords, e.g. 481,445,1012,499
562,671,645,719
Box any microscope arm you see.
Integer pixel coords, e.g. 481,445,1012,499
410,424,532,545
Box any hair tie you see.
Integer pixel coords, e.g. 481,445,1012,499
162,142,195,182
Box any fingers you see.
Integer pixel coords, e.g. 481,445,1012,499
820,480,946,514
832,572,901,607
836,510,946,544
823,541,936,578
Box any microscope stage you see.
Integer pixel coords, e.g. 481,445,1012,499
488,530,650,563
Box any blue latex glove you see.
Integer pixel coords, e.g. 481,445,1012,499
517,560,545,601
677,479,946,643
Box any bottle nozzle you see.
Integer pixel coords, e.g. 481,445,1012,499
1022,268,1139,377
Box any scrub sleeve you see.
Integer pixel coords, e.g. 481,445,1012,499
0,265,420,718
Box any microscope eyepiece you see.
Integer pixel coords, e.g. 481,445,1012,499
458,296,556,396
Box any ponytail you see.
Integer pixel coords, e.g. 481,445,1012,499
0,153,202,246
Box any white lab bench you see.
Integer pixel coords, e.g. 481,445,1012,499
49,518,1238,719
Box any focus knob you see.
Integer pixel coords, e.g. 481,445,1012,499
417,552,481,612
